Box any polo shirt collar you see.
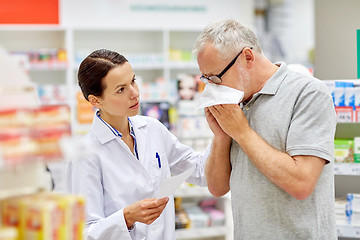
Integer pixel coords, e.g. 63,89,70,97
257,62,288,96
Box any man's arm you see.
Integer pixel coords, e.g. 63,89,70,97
204,107,232,197
208,104,326,200
233,125,325,200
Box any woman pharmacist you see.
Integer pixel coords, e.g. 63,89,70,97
66,49,209,240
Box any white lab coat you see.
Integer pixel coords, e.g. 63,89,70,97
67,113,209,240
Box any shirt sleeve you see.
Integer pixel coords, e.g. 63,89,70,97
66,154,133,240
157,120,211,186
286,80,336,162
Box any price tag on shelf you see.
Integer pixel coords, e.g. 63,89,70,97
337,225,360,238
352,165,360,175
335,107,354,123
355,107,360,122
334,163,360,175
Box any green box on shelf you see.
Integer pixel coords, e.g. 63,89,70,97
353,137,360,163
334,139,354,163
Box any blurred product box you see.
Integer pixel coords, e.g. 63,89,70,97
0,226,18,240
335,198,348,225
1,193,85,240
326,81,360,122
346,193,360,226
0,105,71,165
348,193,360,212
354,137,360,163
37,85,67,106
140,101,171,130
183,204,210,228
76,92,95,125
175,210,191,229
334,139,354,163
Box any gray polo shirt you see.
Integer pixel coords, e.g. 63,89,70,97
230,63,337,240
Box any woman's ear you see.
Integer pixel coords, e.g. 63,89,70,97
88,94,102,108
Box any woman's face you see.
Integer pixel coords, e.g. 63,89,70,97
98,62,140,118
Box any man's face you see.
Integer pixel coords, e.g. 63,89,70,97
197,43,248,93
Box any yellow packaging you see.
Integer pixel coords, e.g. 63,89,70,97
1,193,84,240
1,195,31,240
1,198,21,229
21,197,66,240
0,226,18,240
38,193,85,240
56,195,85,240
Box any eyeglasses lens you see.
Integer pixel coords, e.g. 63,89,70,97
200,75,222,84
208,76,222,83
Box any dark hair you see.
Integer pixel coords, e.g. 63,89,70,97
78,49,128,101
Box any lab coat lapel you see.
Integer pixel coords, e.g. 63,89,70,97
131,118,147,166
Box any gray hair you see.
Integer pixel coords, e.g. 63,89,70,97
193,19,262,60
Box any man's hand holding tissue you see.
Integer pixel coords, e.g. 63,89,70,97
206,103,250,142
197,83,246,141
204,106,230,141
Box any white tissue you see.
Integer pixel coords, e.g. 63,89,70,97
195,83,244,111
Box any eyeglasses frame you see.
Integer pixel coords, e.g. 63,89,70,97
200,46,253,84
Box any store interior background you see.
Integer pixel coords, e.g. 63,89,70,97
1,0,360,239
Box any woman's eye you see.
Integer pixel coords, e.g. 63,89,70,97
131,78,137,84
117,87,124,93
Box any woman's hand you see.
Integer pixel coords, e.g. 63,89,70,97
124,197,169,228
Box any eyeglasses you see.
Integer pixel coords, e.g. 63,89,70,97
200,47,253,84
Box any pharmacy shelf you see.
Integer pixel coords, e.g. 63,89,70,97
334,163,360,176
334,120,360,239
174,186,233,240
0,27,203,135
337,225,360,238
176,226,228,239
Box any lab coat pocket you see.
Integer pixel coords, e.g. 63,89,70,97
152,151,168,190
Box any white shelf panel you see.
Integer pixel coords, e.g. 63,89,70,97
132,63,165,70
337,224,360,238
73,63,165,71
174,186,212,198
175,226,227,239
0,161,52,199
0,25,65,31
334,163,360,176
167,61,198,69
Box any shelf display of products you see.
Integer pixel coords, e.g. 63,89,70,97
334,121,360,239
0,24,230,240
0,193,85,240
334,137,360,163
174,183,232,240
175,197,225,230
10,49,67,70
325,80,360,123
37,84,67,106
0,105,71,166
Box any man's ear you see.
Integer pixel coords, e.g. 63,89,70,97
88,94,102,108
244,48,254,63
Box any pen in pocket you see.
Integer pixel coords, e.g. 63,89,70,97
156,152,161,168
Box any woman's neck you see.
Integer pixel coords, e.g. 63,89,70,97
99,110,130,136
